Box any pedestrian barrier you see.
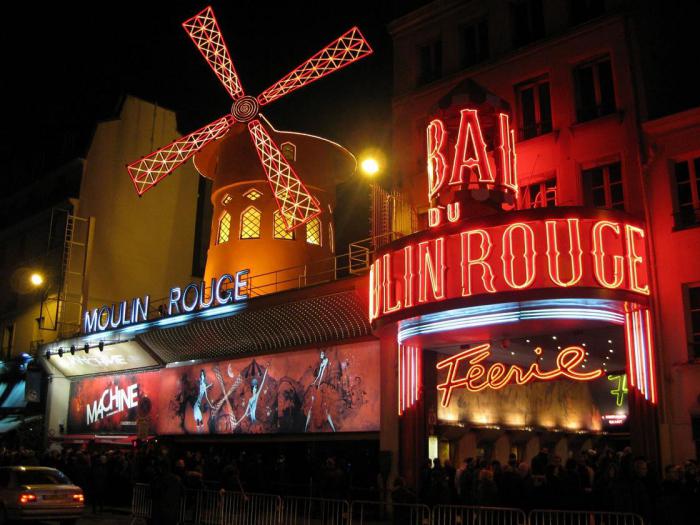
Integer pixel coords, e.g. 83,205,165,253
350,499,431,525
131,488,647,525
432,504,528,525
220,491,282,525
528,509,645,525
130,483,152,524
280,494,350,525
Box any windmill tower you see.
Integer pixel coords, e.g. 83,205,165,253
127,6,371,288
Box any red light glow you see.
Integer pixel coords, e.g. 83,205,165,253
398,344,421,415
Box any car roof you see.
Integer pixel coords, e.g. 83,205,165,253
0,466,60,471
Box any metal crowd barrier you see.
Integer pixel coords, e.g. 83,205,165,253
280,494,350,525
528,509,644,525
432,505,528,525
131,483,152,524
131,486,646,525
350,499,431,525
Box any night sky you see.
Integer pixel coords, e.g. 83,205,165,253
1,1,424,196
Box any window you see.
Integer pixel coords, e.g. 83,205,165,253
306,217,321,246
574,56,615,122
221,193,233,206
518,177,557,209
217,212,231,245
570,0,605,25
244,188,262,201
511,0,545,47
460,19,489,68
582,161,624,210
240,206,261,239
281,142,296,162
516,76,552,139
687,285,700,360
329,222,335,253
417,39,442,86
672,157,700,228
273,210,294,240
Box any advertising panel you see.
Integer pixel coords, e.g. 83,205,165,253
50,341,159,377
158,341,380,435
67,370,160,435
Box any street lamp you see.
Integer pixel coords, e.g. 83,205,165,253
29,272,44,287
360,157,380,177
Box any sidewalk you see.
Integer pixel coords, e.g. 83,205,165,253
77,506,132,524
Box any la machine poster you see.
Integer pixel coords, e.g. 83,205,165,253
67,342,379,436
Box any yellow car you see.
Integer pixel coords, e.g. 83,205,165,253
0,466,84,524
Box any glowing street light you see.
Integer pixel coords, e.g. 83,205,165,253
361,157,380,176
30,272,45,287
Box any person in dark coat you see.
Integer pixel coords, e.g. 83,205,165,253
150,460,185,525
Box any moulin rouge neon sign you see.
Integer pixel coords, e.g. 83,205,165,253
436,343,603,405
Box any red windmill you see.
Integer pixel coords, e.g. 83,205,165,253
127,6,372,231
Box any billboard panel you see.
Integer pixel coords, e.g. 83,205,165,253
158,342,380,435
50,341,159,377
67,370,160,434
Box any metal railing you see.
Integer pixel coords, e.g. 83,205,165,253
351,499,430,525
432,505,527,525
528,509,645,525
280,494,350,525
131,486,646,525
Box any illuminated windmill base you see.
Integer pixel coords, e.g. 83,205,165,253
194,118,355,290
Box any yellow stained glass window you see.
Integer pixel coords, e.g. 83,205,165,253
217,212,231,244
306,217,321,246
244,188,262,201
240,206,261,239
221,193,233,205
274,211,294,240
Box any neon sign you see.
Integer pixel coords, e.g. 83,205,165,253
426,108,517,226
436,343,603,407
83,269,249,335
370,210,650,324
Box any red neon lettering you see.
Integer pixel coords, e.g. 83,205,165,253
501,223,536,289
418,238,446,303
427,119,448,201
592,221,624,289
382,253,401,314
498,113,518,193
403,245,415,309
446,202,461,223
625,224,650,295
545,219,583,287
449,109,494,187
369,260,381,322
461,229,496,297
436,344,602,407
428,207,442,228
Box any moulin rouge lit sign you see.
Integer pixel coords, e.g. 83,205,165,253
369,107,651,324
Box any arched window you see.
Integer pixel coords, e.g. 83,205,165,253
281,141,296,161
306,217,321,246
240,206,262,239
273,210,294,240
217,212,231,244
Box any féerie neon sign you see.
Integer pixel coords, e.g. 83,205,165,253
436,343,602,406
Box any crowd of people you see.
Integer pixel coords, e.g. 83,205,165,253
400,447,700,525
2,443,700,524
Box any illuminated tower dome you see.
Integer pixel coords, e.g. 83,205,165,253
194,120,355,289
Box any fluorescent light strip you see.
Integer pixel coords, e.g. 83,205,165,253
398,300,625,343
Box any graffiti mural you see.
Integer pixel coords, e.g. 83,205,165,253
157,342,380,435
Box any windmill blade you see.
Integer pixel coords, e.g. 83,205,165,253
183,6,245,100
128,115,235,195
257,27,372,106
248,119,321,230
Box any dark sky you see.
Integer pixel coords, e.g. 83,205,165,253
1,1,423,194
